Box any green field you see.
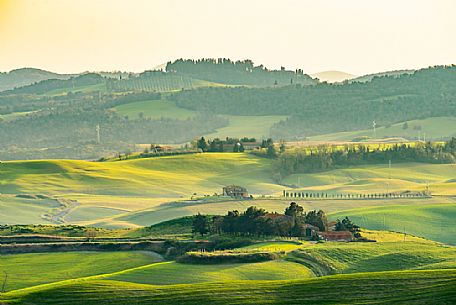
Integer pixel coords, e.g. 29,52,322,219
330,204,456,245
114,99,286,139
0,251,161,292
310,117,456,141
2,269,455,304
288,240,456,275
282,162,456,195
204,115,287,139
107,260,313,285
114,100,197,120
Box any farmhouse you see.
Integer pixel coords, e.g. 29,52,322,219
222,185,249,198
318,231,353,242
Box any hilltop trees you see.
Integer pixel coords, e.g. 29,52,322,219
200,203,330,237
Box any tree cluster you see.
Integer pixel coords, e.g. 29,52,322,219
192,203,329,237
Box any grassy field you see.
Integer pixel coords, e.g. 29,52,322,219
107,260,314,285
2,269,455,304
310,116,456,141
330,203,456,245
114,100,197,120
0,251,160,292
114,98,286,139
204,115,287,139
288,239,456,276
281,162,456,195
1,153,455,227
0,195,58,224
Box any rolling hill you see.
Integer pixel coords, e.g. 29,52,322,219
0,68,75,92
1,153,455,228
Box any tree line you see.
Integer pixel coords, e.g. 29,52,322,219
275,139,456,177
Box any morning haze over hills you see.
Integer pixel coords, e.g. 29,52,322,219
1,0,456,304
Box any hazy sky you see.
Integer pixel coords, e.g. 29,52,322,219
0,0,455,75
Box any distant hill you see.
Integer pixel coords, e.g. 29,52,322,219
311,70,357,83
0,68,75,92
351,69,415,83
166,58,317,87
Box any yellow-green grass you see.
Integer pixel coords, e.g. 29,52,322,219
44,83,107,96
329,203,456,245
0,153,276,197
2,154,455,227
282,162,456,195
114,100,197,120
205,115,287,139
310,116,456,141
240,241,304,252
106,260,314,285
0,110,38,122
0,251,160,292
289,239,456,276
0,195,58,225
2,269,455,304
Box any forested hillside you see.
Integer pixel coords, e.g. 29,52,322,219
0,91,227,160
171,66,456,139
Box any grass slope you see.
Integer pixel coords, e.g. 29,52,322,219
114,98,286,139
2,154,456,227
330,204,456,245
282,162,456,195
310,117,456,141
114,100,197,120
0,251,160,292
0,153,276,197
204,115,287,139
288,240,456,276
2,269,455,304
107,260,314,285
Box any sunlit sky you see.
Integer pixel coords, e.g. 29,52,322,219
0,0,455,75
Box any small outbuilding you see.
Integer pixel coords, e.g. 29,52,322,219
318,231,353,242
222,185,249,198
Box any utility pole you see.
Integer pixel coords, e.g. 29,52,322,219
372,120,377,138
96,124,100,144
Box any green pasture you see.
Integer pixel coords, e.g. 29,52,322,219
0,251,160,292
330,203,456,245
2,269,455,304
114,100,197,120
204,115,287,139
310,117,456,141
107,260,313,285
